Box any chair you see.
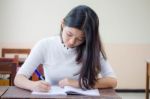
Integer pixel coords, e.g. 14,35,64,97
146,60,150,99
0,56,19,86
2,48,31,66
0,57,19,66
2,48,31,57
1,48,44,81
0,59,17,86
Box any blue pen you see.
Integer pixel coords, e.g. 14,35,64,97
34,69,44,80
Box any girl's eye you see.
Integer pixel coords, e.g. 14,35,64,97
66,32,72,37
77,38,85,42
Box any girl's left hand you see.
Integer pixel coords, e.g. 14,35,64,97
58,78,79,88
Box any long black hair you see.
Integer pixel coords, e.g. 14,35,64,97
60,5,106,89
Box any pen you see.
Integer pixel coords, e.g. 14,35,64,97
34,69,44,80
73,72,80,76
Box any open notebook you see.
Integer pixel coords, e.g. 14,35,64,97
32,86,100,96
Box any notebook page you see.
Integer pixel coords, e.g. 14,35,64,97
32,86,67,95
64,86,100,96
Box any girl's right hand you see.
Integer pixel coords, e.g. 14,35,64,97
31,80,51,92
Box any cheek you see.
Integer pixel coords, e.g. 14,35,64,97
75,42,82,46
62,32,69,43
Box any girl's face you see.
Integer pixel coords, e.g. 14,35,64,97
62,26,85,48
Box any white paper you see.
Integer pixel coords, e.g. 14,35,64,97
32,85,100,96
64,86,100,96
32,86,66,95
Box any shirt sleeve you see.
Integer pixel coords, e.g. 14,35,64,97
99,54,117,78
17,39,46,78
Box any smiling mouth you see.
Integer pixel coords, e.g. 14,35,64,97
68,46,74,48
67,45,76,48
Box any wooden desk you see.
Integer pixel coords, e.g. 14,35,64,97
0,62,17,86
146,60,150,99
1,86,121,99
0,86,9,97
18,58,26,65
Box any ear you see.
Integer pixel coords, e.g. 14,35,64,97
61,19,65,29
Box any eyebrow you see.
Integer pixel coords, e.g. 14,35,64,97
78,37,85,41
67,30,85,39
67,31,73,34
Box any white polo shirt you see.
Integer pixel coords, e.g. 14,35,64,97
17,36,116,85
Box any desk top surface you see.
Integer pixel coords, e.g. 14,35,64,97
0,86,9,97
1,86,121,99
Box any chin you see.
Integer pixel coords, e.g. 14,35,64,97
67,45,75,48
68,46,74,48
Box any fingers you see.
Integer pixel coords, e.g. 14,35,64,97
58,78,79,88
33,81,51,92
58,78,70,88
59,80,64,88
40,81,51,91
41,81,51,87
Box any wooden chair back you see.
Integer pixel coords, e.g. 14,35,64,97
1,48,44,81
2,48,31,57
0,59,17,86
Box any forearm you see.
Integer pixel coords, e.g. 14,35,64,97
14,74,35,91
59,77,117,89
69,79,79,88
94,77,117,89
68,78,117,88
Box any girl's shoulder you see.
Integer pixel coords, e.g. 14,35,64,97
37,36,60,45
40,36,59,42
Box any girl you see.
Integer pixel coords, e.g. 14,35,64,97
14,5,117,92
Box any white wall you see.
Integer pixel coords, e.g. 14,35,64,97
0,0,150,89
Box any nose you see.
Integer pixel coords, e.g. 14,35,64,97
69,38,76,45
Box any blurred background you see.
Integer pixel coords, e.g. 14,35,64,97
0,0,150,90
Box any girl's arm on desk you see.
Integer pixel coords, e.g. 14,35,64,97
14,74,50,92
58,77,117,89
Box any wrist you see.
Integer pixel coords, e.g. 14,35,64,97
28,80,36,91
69,79,79,88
